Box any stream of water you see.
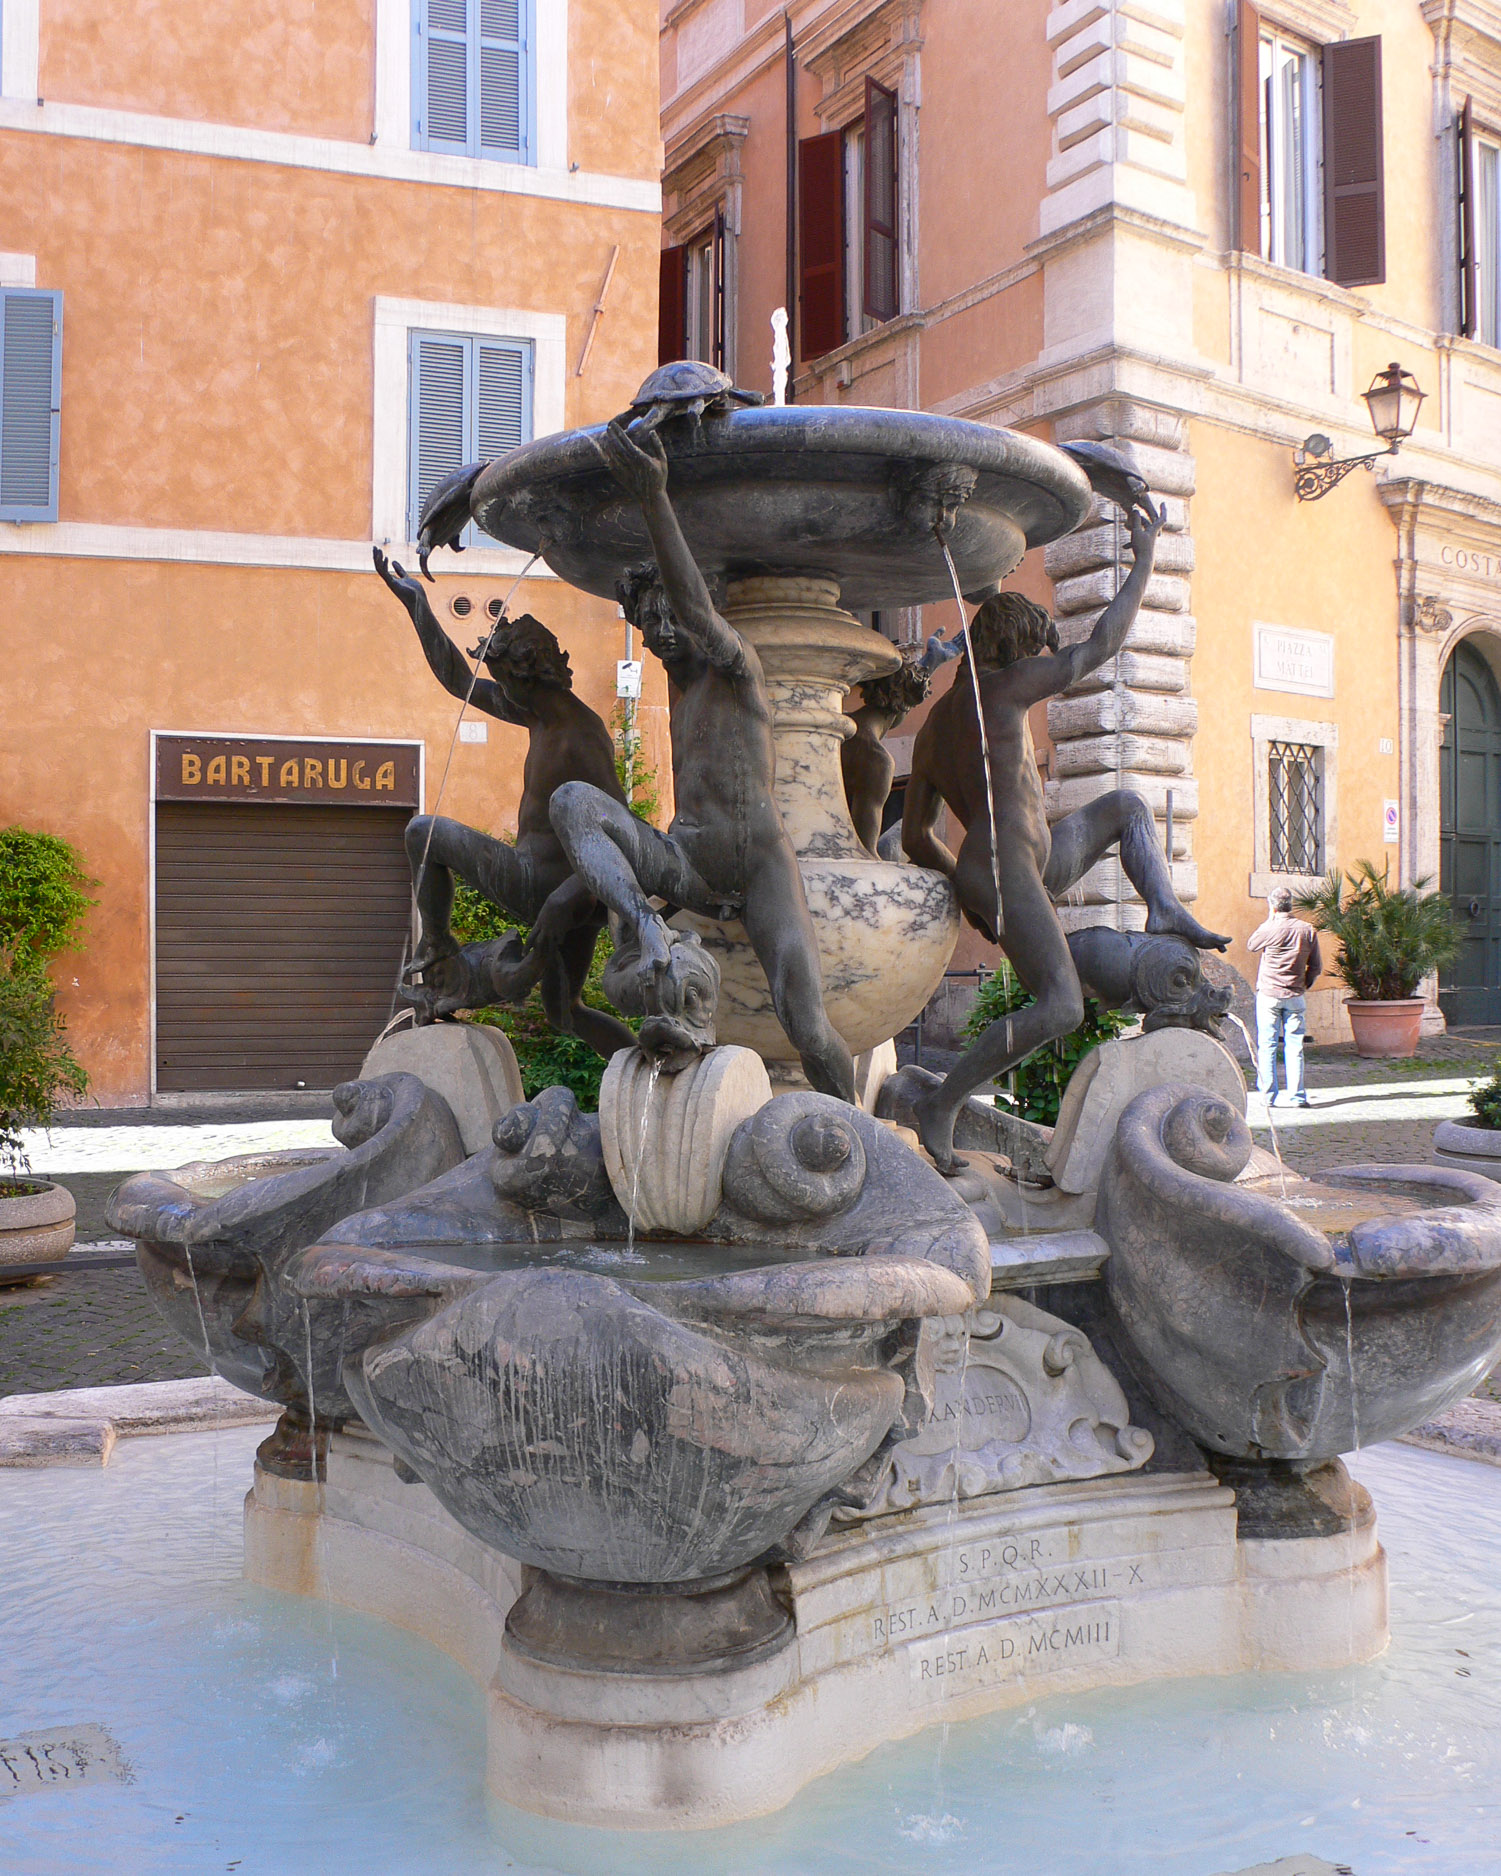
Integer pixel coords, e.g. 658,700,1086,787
3,1431,1497,1873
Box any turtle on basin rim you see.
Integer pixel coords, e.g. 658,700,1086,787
626,360,765,435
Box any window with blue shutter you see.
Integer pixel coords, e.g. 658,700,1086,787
412,0,534,164
0,289,62,523
407,330,533,542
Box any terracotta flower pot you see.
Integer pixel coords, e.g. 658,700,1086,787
0,1178,76,1284
1345,997,1425,1060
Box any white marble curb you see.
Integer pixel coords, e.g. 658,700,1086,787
0,1376,278,1468
1397,1397,1501,1468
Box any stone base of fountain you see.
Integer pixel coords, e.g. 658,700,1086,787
246,1420,1388,1829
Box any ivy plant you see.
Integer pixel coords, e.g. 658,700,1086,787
963,959,1132,1127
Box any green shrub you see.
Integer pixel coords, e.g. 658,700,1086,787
0,945,89,1175
963,961,1132,1126
0,827,95,973
0,830,93,1177
449,880,631,1110
1294,861,1459,1002
1470,1059,1501,1132
612,702,663,827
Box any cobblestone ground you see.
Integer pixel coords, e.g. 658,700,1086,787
0,1263,210,1394
4,1033,1499,1397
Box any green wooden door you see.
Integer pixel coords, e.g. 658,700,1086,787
1439,638,1501,1026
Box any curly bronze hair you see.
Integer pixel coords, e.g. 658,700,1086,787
469,613,573,689
967,591,1059,668
857,655,932,717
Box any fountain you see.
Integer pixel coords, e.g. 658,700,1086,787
104,381,1501,1830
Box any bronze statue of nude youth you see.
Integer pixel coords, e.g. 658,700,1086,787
372,546,634,1063
537,419,856,1102
901,498,1229,1171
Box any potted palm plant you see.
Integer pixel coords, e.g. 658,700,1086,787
1295,861,1459,1060
0,828,93,1280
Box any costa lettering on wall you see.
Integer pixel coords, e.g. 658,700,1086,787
154,735,421,808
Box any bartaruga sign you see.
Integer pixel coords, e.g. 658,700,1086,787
154,735,421,807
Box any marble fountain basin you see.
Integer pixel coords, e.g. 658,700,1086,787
285,1083,991,1595
104,1073,469,1441
1100,1083,1501,1462
468,404,1093,610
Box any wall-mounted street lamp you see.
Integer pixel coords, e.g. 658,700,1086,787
1292,363,1426,501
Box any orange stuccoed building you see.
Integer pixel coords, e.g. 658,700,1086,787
659,0,1501,1044
0,0,665,1104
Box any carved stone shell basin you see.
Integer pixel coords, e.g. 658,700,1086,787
286,1089,991,1584
1098,1084,1501,1462
467,406,1094,612
103,1073,469,1427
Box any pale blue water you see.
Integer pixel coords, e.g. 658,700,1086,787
1,1429,1498,1875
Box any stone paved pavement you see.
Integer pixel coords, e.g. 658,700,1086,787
4,1029,1500,1398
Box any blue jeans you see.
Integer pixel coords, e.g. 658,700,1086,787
1257,992,1307,1099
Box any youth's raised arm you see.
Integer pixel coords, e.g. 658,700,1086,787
373,546,517,721
598,420,743,669
1056,496,1162,690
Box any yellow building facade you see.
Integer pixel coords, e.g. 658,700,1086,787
0,0,665,1103
659,0,1501,1039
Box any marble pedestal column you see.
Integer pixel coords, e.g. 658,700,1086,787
673,575,959,1071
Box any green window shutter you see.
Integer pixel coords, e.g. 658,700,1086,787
408,331,470,541
0,289,62,523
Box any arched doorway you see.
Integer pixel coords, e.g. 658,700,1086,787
1439,636,1501,1025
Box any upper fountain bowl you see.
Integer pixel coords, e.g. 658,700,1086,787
468,405,1094,612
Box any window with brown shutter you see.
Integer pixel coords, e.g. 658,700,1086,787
658,245,687,364
864,76,899,321
1459,97,1478,339
1235,0,1261,253
1323,36,1385,288
798,129,845,360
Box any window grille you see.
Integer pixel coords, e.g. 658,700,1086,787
1269,740,1322,873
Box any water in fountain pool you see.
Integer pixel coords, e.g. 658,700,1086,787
3,1427,1498,1873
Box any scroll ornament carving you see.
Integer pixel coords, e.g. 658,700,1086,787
1412,595,1453,636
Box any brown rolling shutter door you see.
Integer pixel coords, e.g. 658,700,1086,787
864,76,899,321
1459,96,1477,338
798,129,845,360
1236,0,1261,254
155,803,413,1092
658,245,687,364
1323,36,1385,287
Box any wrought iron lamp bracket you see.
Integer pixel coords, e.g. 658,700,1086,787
1292,444,1396,503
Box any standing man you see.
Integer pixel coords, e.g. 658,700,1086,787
1248,887,1323,1106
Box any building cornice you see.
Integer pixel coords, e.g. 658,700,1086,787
1025,201,1209,266
0,98,660,213
664,111,750,182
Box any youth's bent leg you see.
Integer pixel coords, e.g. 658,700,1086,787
914,868,1083,1173
1045,791,1229,950
742,849,855,1103
405,815,534,973
541,921,636,1062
